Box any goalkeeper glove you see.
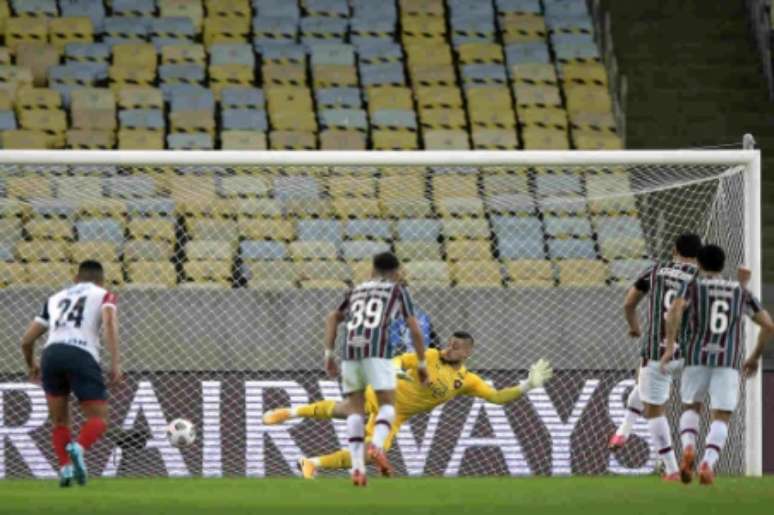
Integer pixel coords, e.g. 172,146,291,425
393,362,413,382
519,358,553,392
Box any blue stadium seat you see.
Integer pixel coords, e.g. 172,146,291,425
371,110,417,130
167,133,214,150
461,64,507,84
30,200,77,219
535,172,584,196
126,198,176,217
544,216,593,238
319,109,368,130
104,17,149,46
505,42,551,66
297,219,343,246
300,17,348,42
105,176,156,198
0,111,16,131
253,0,301,19
273,176,320,201
496,0,542,14
316,87,361,108
209,43,256,66
161,84,210,103
76,218,124,244
486,193,536,214
396,219,442,241
356,40,402,63
150,17,196,47
170,87,215,113
240,240,287,260
309,42,355,66
351,0,397,20
65,43,110,64
159,64,205,84
119,109,165,130
548,238,596,260
13,0,57,17
546,15,594,33
252,17,299,43
594,216,646,241
0,242,15,262
551,34,600,61
351,18,396,45
61,0,106,32
609,259,653,283
222,109,269,131
346,219,391,240
497,230,545,259
449,0,496,18
221,87,266,109
343,241,390,260
305,0,350,18
544,0,588,17
256,42,305,62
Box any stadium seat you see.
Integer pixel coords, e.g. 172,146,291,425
0,262,28,286
403,260,450,287
594,215,645,242
55,176,103,201
262,62,306,86
446,240,492,261
161,44,206,65
345,219,391,240
221,130,267,149
5,17,48,52
105,176,157,199
25,219,73,240
600,237,647,261
66,129,115,149
342,241,391,261
544,216,593,238
557,259,609,287
118,87,163,110
186,240,234,261
608,259,653,285
289,241,338,260
24,262,74,286
395,219,441,242
128,218,176,242
442,218,491,240
437,197,485,218
396,241,442,262
297,219,342,246
75,218,124,244
184,260,232,285
522,127,570,149
0,219,22,243
451,260,503,288
188,219,239,242
124,240,175,262
6,176,53,199
506,259,555,287
319,130,367,150
513,83,562,107
240,240,288,261
15,240,71,262
238,219,295,241
296,260,352,283
244,261,298,284
127,261,177,287
547,238,596,260
170,111,216,134
70,241,119,264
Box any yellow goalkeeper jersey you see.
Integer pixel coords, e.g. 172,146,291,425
374,348,522,418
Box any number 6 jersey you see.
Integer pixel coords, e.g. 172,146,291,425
35,282,117,363
681,275,762,369
337,280,415,361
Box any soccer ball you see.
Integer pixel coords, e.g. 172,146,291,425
166,418,196,447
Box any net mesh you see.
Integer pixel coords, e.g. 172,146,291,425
0,160,750,478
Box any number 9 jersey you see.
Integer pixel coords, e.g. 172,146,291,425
35,282,117,363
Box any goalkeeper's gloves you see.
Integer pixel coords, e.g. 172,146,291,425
519,358,553,392
393,362,413,382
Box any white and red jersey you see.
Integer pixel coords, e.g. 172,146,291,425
35,282,117,362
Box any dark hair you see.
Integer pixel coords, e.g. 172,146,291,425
674,233,702,258
77,260,104,283
373,251,400,273
451,331,474,345
698,244,725,273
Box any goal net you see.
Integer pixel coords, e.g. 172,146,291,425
0,150,760,479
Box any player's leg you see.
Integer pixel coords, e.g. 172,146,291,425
639,361,679,479
678,365,711,483
363,358,397,476
264,398,343,425
40,345,74,487
697,368,739,485
340,359,367,486
610,370,644,449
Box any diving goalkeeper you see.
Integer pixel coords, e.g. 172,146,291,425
263,331,553,478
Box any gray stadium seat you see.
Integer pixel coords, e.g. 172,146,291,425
0,111,16,131
241,240,288,260
159,64,205,84
76,218,124,244
609,259,653,283
449,0,496,18
396,219,442,241
461,64,507,84
300,17,348,42
119,109,165,130
65,43,110,64
351,18,396,45
222,109,268,131
30,199,77,219
105,177,156,199
309,43,355,66
253,0,300,19
221,87,265,109
486,193,536,214
13,0,57,16
112,0,155,16
161,84,209,103
0,242,15,262
359,62,405,86
535,172,584,197
496,0,542,14
371,110,417,130
548,238,596,260
316,87,361,109
551,34,600,61
209,43,255,66
356,40,402,64
126,198,176,217
346,219,391,240
505,42,551,66
342,241,390,261
252,17,299,43
104,17,149,46
170,87,215,113
124,240,173,261
544,216,593,238
167,133,214,150
273,176,320,201
546,15,594,33
544,0,588,17
255,42,305,62
297,219,343,246
61,0,106,31
305,0,349,17
150,17,196,44
595,216,646,241
319,109,368,131
351,0,396,20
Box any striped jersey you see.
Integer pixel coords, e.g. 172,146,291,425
681,275,762,368
634,261,698,361
338,279,416,361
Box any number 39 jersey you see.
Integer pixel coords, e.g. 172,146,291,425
338,280,415,361
681,276,762,369
635,261,698,362
35,282,117,363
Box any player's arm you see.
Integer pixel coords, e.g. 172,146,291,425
661,295,688,369
323,308,345,378
741,291,772,377
20,301,51,383
101,293,122,386
624,268,651,337
464,359,553,404
398,284,428,383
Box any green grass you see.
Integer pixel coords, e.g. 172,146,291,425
0,476,772,515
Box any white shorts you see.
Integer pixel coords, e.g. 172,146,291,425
341,358,396,395
638,359,682,406
680,365,740,412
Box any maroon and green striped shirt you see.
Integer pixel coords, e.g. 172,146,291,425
337,280,415,361
681,275,762,369
635,261,698,362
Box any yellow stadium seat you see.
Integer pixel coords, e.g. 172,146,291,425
5,17,47,52
269,130,317,150
25,219,72,240
312,65,358,88
170,111,216,134
66,129,116,149
483,172,529,195
379,175,425,201
415,86,463,110
187,219,238,241
557,259,609,286
457,42,503,64
401,15,446,38
446,240,492,261
15,87,61,110
186,240,234,261
500,13,546,43
113,43,157,71
403,260,450,287
262,62,306,86
296,260,352,283
0,90,11,110
469,109,516,130
124,240,174,261
56,176,102,201
0,199,29,219
0,65,33,96
1,129,52,149
48,17,93,50
24,262,74,286
333,198,380,219
128,218,175,242
102,262,124,288
269,109,317,132
6,175,52,199
0,218,22,241
410,63,456,86
159,0,204,31
506,260,555,287
118,87,163,110
221,175,270,197
168,175,215,203
569,111,616,132
510,64,557,85
562,63,608,87
209,63,254,95
204,15,250,45
205,0,250,17
245,261,298,283
18,110,67,145
70,241,119,263
266,86,314,111
432,175,478,199
451,260,502,287
16,240,70,262
16,44,58,89
289,241,338,260
162,44,206,65
466,86,512,111
572,130,623,150
184,260,232,283
319,129,367,150
372,129,418,150
522,127,570,150
221,130,267,150
329,176,376,198
248,279,295,290
118,129,165,150
71,108,117,131
0,47,8,66
564,84,613,115
349,260,372,284
600,238,647,260
418,107,467,130
512,83,562,107
382,198,432,218
366,86,413,112
400,0,444,16
76,199,126,219
396,241,442,262
127,261,177,287
519,107,568,131
423,129,470,150
442,218,490,240
237,218,294,240
71,88,115,111
0,262,28,287
437,197,486,218
109,66,156,89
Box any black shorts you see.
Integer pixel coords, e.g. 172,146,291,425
41,344,107,402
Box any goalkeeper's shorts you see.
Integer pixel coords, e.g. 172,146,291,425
341,358,396,395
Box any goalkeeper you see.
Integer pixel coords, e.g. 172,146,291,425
263,331,553,478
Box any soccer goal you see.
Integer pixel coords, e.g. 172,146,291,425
0,149,761,479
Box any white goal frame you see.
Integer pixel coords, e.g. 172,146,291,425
0,149,761,476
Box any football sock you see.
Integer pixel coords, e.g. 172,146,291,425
702,420,728,470
346,414,365,473
315,449,351,470
648,416,678,475
78,417,106,450
371,404,395,450
679,410,700,451
52,425,71,466
617,386,643,437
292,400,336,420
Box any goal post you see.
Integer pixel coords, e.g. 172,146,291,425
0,149,761,478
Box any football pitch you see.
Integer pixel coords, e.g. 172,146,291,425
1,476,773,515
